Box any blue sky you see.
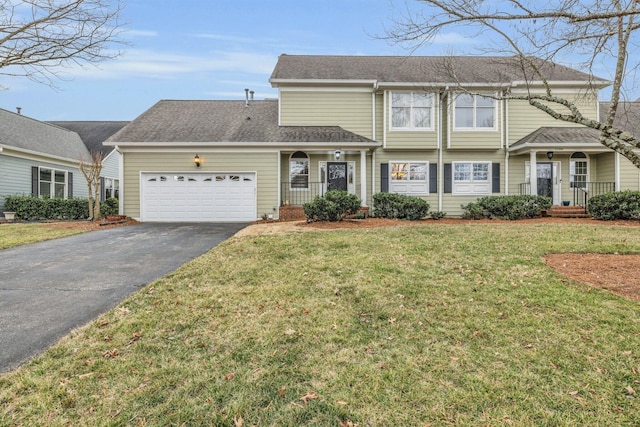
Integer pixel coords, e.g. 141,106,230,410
0,0,622,121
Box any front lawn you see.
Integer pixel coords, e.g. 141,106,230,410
2,223,640,425
0,223,87,250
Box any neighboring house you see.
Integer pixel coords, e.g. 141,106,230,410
0,108,90,216
48,121,128,201
106,54,640,222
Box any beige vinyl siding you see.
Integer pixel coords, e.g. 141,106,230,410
384,91,439,150
375,93,384,142
594,153,614,183
122,151,278,220
508,91,599,145
280,90,373,138
617,154,640,190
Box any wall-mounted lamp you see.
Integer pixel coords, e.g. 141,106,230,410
194,154,202,168
546,151,554,160
334,150,342,161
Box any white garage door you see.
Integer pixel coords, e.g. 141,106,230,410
141,173,256,222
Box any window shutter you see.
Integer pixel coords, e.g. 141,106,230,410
100,177,106,201
444,163,452,193
429,163,437,193
380,163,389,193
492,163,500,193
68,172,73,198
31,166,39,196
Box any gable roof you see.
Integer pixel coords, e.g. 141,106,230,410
270,55,607,87
48,121,129,156
106,99,377,146
599,102,640,137
0,108,90,161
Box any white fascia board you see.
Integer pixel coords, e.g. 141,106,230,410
0,144,83,165
511,79,612,89
279,86,374,93
115,141,382,152
508,141,608,155
379,82,511,89
270,78,377,87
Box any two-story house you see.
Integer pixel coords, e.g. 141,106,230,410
107,54,638,222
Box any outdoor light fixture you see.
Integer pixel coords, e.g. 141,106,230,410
546,151,554,160
334,150,342,161
194,154,202,167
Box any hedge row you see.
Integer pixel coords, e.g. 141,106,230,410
4,196,118,221
373,192,430,220
588,191,640,220
461,195,552,220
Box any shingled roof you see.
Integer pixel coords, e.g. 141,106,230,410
106,99,376,145
49,121,129,156
599,102,640,137
270,55,605,86
0,108,89,161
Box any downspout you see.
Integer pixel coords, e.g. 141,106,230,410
438,89,447,212
117,145,124,215
504,96,509,195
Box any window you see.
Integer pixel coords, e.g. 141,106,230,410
104,178,119,199
39,168,67,198
290,151,309,189
570,152,588,188
452,161,491,195
454,93,495,129
389,161,429,195
390,92,433,129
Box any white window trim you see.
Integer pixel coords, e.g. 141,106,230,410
38,167,68,199
569,152,590,188
389,160,430,195
318,161,356,195
453,92,497,131
289,151,310,191
452,161,492,195
389,91,435,131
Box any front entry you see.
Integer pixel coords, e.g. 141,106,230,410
537,162,553,198
327,162,348,191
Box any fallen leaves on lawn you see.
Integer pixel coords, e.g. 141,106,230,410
299,392,319,404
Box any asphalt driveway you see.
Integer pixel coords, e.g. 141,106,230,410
0,222,247,374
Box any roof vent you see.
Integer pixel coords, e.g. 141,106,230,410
16,107,21,115
250,90,255,101
245,88,249,107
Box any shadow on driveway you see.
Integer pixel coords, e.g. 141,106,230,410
0,222,247,374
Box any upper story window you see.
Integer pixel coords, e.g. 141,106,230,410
454,93,496,130
39,168,67,198
390,92,434,130
289,151,309,190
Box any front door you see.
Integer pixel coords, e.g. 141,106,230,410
327,162,348,191
537,162,553,198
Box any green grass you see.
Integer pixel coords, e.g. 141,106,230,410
0,223,87,250
2,222,640,426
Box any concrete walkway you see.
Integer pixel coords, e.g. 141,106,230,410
0,222,247,374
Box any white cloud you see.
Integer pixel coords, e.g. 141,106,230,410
124,29,159,38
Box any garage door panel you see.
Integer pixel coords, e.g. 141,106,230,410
141,173,256,222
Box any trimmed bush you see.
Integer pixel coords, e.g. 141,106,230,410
461,195,552,220
588,191,640,220
100,197,119,217
4,196,90,221
372,193,430,220
303,190,361,222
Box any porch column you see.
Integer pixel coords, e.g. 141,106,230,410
360,150,367,206
529,151,538,196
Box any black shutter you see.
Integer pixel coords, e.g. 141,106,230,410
444,163,452,193
100,177,106,201
68,172,73,198
429,163,437,193
492,163,500,193
380,163,389,193
31,166,38,196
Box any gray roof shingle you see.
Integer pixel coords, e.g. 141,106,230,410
270,55,603,85
48,121,129,156
107,100,376,144
0,108,90,161
599,102,640,137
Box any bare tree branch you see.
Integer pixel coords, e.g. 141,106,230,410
0,0,125,87
386,0,640,168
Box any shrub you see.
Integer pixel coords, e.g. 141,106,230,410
303,190,361,222
372,193,430,220
588,191,640,220
100,197,119,217
429,210,447,220
461,195,551,220
3,195,90,221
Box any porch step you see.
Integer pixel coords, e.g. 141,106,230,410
547,205,590,218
